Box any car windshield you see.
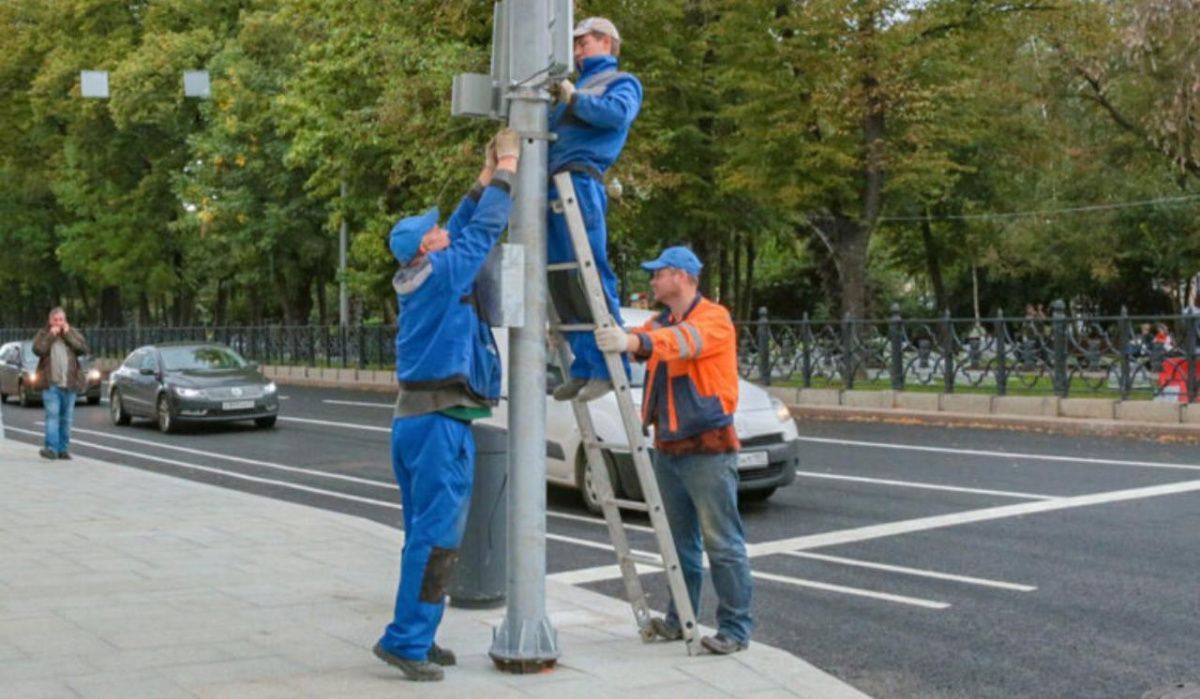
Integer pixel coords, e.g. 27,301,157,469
160,346,247,371
20,343,35,364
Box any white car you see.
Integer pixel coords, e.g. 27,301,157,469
481,308,800,512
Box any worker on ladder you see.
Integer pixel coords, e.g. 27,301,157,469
373,128,521,682
547,16,644,402
595,246,754,655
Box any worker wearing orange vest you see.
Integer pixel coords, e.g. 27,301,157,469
594,246,752,655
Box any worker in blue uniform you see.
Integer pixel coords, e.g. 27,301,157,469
547,16,644,402
373,128,521,682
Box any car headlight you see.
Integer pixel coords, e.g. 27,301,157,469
26,371,38,383
88,369,101,381
772,398,792,424
263,382,277,395
174,386,204,399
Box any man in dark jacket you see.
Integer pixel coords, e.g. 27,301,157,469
32,307,89,460
372,128,520,682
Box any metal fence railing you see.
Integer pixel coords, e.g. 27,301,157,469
4,300,1198,401
732,301,1200,402
0,325,398,371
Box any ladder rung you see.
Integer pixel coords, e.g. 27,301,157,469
548,261,581,272
608,498,649,512
553,323,596,332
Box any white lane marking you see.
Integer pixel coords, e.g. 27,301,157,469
550,509,655,534
781,551,1037,591
752,570,950,609
4,426,403,511
279,416,389,433
323,399,391,409
546,533,661,565
41,424,395,490
748,477,1200,558
34,423,642,534
551,563,644,585
793,470,1058,501
795,435,1200,473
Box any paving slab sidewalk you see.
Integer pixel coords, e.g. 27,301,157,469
0,426,870,699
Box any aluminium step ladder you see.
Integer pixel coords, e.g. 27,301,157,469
546,170,701,655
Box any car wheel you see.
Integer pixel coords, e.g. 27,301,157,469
254,415,277,428
18,382,34,408
576,448,621,515
110,390,131,426
738,487,777,503
156,395,177,434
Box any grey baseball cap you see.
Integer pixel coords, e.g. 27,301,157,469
574,17,621,43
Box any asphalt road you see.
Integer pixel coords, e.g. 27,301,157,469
3,385,1198,699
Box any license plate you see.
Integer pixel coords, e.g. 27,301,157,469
737,451,769,470
222,400,255,411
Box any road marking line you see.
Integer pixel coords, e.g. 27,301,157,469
323,399,391,408
546,533,661,564
780,551,1037,591
280,416,390,433
748,477,1200,557
793,470,1058,501
42,424,396,489
795,435,1200,473
30,423,642,534
551,561,949,609
4,426,404,511
752,570,950,609
550,509,655,533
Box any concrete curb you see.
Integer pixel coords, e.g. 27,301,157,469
786,404,1200,443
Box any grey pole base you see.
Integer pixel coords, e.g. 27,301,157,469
488,617,559,673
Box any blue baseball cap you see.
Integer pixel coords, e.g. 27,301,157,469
640,246,702,276
389,207,439,264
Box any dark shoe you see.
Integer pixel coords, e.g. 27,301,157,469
38,448,57,460
552,377,587,402
648,617,683,641
574,379,613,402
57,452,72,461
428,642,456,667
701,633,748,655
373,642,444,682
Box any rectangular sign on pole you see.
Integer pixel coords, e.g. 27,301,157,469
183,70,211,98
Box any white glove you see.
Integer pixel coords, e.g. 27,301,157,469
550,79,577,104
595,326,631,353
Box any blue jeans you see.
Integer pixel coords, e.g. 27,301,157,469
379,413,474,660
652,451,753,643
42,385,77,455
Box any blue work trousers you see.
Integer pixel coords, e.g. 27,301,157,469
653,451,753,644
42,386,76,455
548,173,628,381
378,413,475,660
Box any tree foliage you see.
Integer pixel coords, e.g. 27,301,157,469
1,0,1197,327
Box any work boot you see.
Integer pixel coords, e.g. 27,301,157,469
58,452,72,461
701,633,748,655
648,617,683,641
38,448,56,460
373,642,444,682
428,642,456,667
574,379,613,402
552,377,587,401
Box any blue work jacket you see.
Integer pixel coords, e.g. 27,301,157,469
391,184,512,404
548,55,643,176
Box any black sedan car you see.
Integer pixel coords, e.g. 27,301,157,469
0,340,102,406
108,343,278,433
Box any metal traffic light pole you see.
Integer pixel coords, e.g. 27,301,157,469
451,0,572,673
